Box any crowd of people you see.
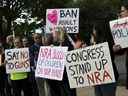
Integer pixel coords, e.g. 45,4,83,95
0,31,79,96
0,2,128,96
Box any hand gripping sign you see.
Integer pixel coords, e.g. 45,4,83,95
46,8,79,33
35,46,68,81
110,17,128,48
5,48,30,73
66,42,115,88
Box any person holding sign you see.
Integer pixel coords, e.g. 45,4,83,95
5,35,14,49
4,35,14,96
22,37,39,96
112,2,128,89
74,34,87,49
90,22,119,96
120,2,128,89
47,29,76,96
22,37,30,47
10,37,32,96
119,3,128,18
30,33,45,96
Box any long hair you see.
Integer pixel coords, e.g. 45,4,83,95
94,21,114,45
120,1,128,10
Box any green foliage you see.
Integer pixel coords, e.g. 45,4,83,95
13,21,37,36
67,0,121,41
1,0,122,39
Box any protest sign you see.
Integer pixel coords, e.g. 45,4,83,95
35,46,68,81
66,42,115,88
110,17,128,48
5,48,30,73
46,8,79,33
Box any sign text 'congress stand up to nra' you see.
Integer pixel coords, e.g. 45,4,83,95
66,42,115,88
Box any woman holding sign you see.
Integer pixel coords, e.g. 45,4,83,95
90,22,119,96
120,2,128,89
112,2,128,89
10,37,32,96
48,28,76,96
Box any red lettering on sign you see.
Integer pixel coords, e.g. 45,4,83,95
103,70,112,82
87,70,113,85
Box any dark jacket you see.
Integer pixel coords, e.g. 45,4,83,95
30,43,42,69
95,22,119,81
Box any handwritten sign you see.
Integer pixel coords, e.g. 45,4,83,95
46,8,79,33
110,17,128,48
66,42,115,88
35,46,68,80
5,48,30,73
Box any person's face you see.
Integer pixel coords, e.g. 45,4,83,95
14,39,22,48
22,38,29,47
6,36,13,45
34,34,42,44
120,6,128,18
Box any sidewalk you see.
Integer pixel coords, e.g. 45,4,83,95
77,86,128,96
77,54,128,96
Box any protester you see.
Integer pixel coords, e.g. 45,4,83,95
44,34,53,46
22,37,30,47
10,36,32,96
22,36,38,96
90,22,119,96
47,29,76,96
112,2,128,89
74,33,87,49
5,35,14,49
119,2,128,89
30,33,45,96
42,34,53,96
45,32,63,96
119,3,128,18
4,35,14,96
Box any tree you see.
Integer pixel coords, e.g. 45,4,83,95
0,0,71,36
0,0,123,40
66,0,121,42
0,0,28,37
